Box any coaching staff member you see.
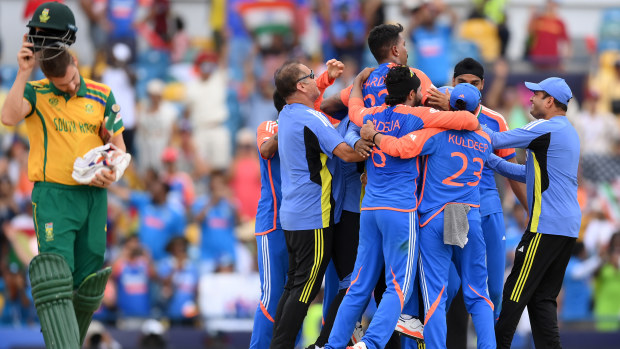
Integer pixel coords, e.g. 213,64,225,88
270,61,366,349
483,77,580,348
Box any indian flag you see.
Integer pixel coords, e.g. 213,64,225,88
237,1,295,36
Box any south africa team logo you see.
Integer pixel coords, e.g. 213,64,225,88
85,104,94,113
49,97,59,107
45,222,54,242
40,9,50,23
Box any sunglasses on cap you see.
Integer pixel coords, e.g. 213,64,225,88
296,70,315,83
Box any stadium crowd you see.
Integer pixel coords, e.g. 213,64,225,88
0,0,619,347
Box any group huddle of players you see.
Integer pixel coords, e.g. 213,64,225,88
250,22,529,349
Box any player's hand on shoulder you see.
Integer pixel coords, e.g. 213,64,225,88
354,138,373,157
18,35,35,73
326,59,345,81
360,120,377,141
355,67,375,84
426,87,450,111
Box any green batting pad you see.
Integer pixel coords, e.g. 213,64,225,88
29,253,80,349
73,267,112,346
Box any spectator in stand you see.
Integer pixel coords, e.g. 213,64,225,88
594,232,620,331
1,200,38,336
320,0,368,68
161,147,195,210
170,16,191,64
192,170,237,273
525,0,571,70
141,0,172,48
472,0,510,57
241,78,279,132
101,43,137,155
83,320,122,349
79,0,108,61
560,242,600,326
459,8,500,62
111,236,154,322
135,79,178,173
185,52,231,171
0,263,35,326
230,129,261,224
0,175,19,230
408,0,457,86
573,94,619,155
104,0,141,62
590,55,620,116
157,236,199,326
108,175,186,262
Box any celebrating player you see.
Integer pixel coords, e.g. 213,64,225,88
361,83,496,348
325,65,479,349
484,77,581,348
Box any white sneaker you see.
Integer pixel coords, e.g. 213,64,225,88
350,321,364,345
347,341,367,349
394,314,424,340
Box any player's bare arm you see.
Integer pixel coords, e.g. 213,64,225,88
507,157,528,212
1,37,36,126
333,142,367,162
260,132,279,159
354,138,373,157
326,59,345,81
351,67,375,100
360,120,385,146
425,87,450,111
321,92,347,115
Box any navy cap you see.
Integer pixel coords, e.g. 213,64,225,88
450,83,481,112
524,77,572,105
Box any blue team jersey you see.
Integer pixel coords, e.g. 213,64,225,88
411,24,452,86
379,128,492,225
476,106,516,216
255,121,282,234
484,116,581,238
336,117,363,213
348,97,480,211
114,259,151,317
278,103,345,231
130,192,186,261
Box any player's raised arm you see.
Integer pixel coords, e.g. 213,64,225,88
1,36,36,126
348,67,376,126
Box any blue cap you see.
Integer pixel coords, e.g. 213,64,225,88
450,83,481,112
524,77,572,105
437,85,454,95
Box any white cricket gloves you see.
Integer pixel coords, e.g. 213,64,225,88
72,143,131,184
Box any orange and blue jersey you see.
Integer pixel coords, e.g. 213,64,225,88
326,97,477,349
339,63,434,109
375,126,492,243
255,121,281,235
347,97,480,211
476,105,516,216
378,128,496,348
379,128,493,225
